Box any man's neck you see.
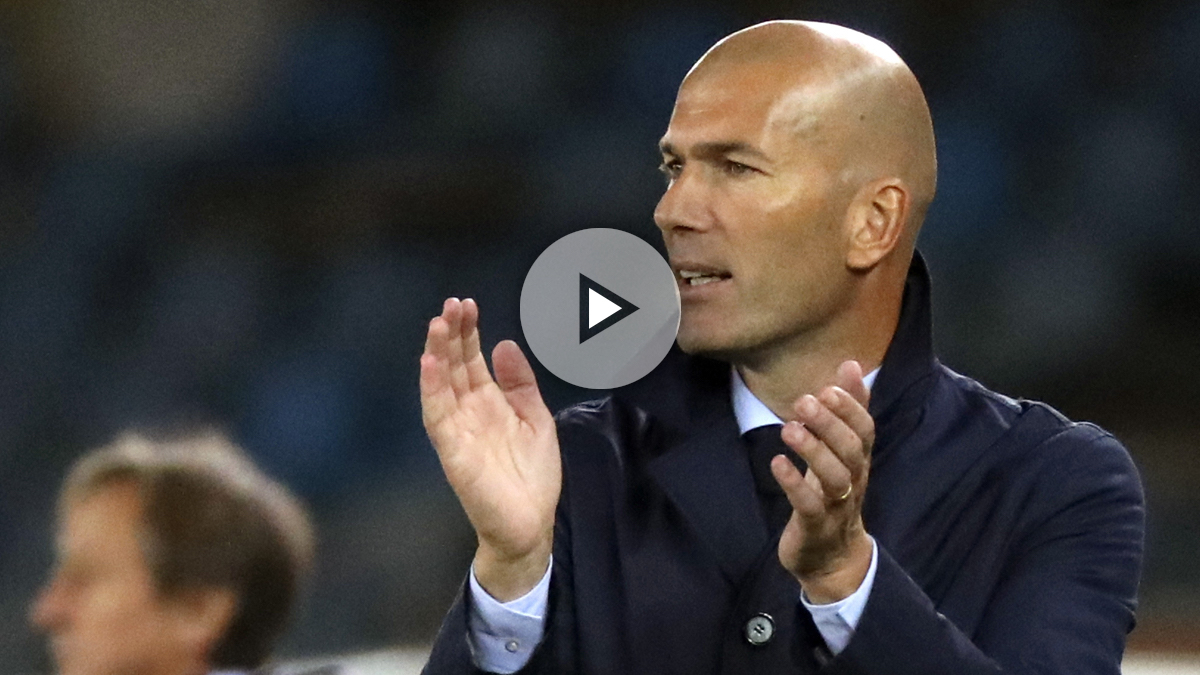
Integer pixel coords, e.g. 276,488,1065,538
736,352,881,421
732,292,900,420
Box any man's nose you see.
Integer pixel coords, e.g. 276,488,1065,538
30,579,66,631
653,171,712,235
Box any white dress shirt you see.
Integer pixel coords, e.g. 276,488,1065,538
467,368,881,673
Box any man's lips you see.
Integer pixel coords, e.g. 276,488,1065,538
672,262,732,287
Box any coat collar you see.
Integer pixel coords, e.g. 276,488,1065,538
867,251,939,425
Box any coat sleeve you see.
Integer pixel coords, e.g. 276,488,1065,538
821,428,1145,675
419,578,488,675
421,412,586,675
420,530,577,674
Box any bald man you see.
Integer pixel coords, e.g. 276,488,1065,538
420,21,1143,675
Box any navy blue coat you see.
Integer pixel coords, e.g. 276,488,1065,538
424,254,1145,674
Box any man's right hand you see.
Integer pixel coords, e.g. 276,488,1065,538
420,298,560,601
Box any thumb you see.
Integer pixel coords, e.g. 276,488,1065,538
493,341,553,428
836,360,871,408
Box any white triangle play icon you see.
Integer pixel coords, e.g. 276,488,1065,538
579,274,639,343
588,289,622,329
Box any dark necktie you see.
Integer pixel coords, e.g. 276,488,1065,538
743,424,806,533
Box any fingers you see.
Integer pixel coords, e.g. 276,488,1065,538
461,299,494,389
442,298,471,396
825,385,876,453
797,387,875,463
836,360,871,409
421,298,501,434
781,371,876,502
795,395,862,468
420,317,458,432
773,362,875,583
493,340,553,428
782,419,853,503
770,453,825,516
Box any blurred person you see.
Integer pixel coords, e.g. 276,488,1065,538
30,431,328,675
420,20,1143,675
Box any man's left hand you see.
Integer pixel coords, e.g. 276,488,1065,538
772,359,876,604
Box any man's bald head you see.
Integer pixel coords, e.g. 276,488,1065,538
681,21,937,245
656,20,938,370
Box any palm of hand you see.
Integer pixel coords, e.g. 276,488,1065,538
769,361,876,600
421,298,561,563
431,380,560,557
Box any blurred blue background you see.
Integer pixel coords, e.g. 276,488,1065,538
0,0,1198,668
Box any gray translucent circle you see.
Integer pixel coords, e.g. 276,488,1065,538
520,228,680,389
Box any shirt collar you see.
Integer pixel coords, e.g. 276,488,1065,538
731,366,880,435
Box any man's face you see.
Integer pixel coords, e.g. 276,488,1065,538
656,63,856,361
31,483,197,675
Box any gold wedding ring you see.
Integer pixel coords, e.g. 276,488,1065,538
834,483,853,502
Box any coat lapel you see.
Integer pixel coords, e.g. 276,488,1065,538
644,410,769,583
618,349,770,583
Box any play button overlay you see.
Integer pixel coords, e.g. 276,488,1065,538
521,228,680,389
580,274,638,343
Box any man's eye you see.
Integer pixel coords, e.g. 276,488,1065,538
723,160,753,176
658,161,682,180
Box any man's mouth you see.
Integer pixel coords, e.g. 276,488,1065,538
676,268,732,287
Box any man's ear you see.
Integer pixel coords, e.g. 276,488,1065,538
845,178,909,270
166,586,238,662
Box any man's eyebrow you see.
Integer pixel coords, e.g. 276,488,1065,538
658,140,768,161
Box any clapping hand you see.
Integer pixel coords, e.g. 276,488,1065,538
420,298,560,601
773,360,876,603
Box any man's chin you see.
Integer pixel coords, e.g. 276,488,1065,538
53,648,114,675
52,654,78,675
676,330,741,362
